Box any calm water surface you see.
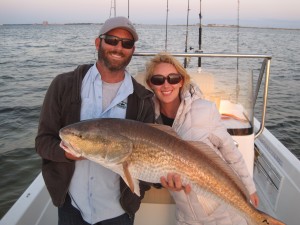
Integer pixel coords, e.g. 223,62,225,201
0,24,299,217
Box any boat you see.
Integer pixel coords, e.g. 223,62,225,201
1,1,300,225
1,51,300,225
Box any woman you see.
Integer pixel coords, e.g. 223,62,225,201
145,52,259,225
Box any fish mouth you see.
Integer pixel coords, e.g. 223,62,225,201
59,127,83,157
60,140,73,150
60,140,83,158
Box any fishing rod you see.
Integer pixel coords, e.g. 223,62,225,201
184,0,190,68
198,0,203,70
236,0,240,102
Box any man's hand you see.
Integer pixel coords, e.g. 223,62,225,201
160,173,191,194
60,141,85,161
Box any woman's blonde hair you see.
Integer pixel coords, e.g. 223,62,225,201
145,52,191,93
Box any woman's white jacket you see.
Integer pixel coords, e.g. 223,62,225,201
153,83,257,225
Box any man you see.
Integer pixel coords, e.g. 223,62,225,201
35,16,155,225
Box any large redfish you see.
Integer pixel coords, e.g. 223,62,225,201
59,118,285,225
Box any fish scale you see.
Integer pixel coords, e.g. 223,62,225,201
59,118,285,225
128,141,247,213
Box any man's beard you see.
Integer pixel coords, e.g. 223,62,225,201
98,46,132,72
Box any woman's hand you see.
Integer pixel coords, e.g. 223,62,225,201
160,173,191,194
250,192,260,208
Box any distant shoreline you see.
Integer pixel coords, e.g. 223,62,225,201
1,23,299,31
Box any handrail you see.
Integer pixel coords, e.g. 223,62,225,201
133,52,272,138
255,58,271,138
134,52,272,59
253,59,268,106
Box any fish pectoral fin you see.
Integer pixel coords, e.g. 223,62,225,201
121,162,141,196
122,162,140,196
132,179,141,197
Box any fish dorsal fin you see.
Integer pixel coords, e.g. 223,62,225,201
189,141,250,201
147,123,181,138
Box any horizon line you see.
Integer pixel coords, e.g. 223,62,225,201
1,22,299,31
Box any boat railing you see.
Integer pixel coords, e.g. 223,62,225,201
133,52,272,139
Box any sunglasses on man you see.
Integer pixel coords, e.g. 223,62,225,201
150,73,182,86
99,34,135,49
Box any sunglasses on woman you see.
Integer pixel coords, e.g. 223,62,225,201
99,34,135,49
150,73,182,85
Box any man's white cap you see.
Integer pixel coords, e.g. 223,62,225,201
99,16,138,41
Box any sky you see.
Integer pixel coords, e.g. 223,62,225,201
0,0,299,29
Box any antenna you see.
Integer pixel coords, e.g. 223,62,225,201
110,0,116,18
165,0,169,51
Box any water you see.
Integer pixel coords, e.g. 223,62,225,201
0,24,299,218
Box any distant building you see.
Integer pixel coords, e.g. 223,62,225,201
42,21,49,25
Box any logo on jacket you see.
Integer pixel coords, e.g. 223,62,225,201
117,101,127,109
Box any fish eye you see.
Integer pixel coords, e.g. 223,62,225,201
72,131,83,139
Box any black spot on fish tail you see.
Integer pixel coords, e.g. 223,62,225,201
262,219,270,224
